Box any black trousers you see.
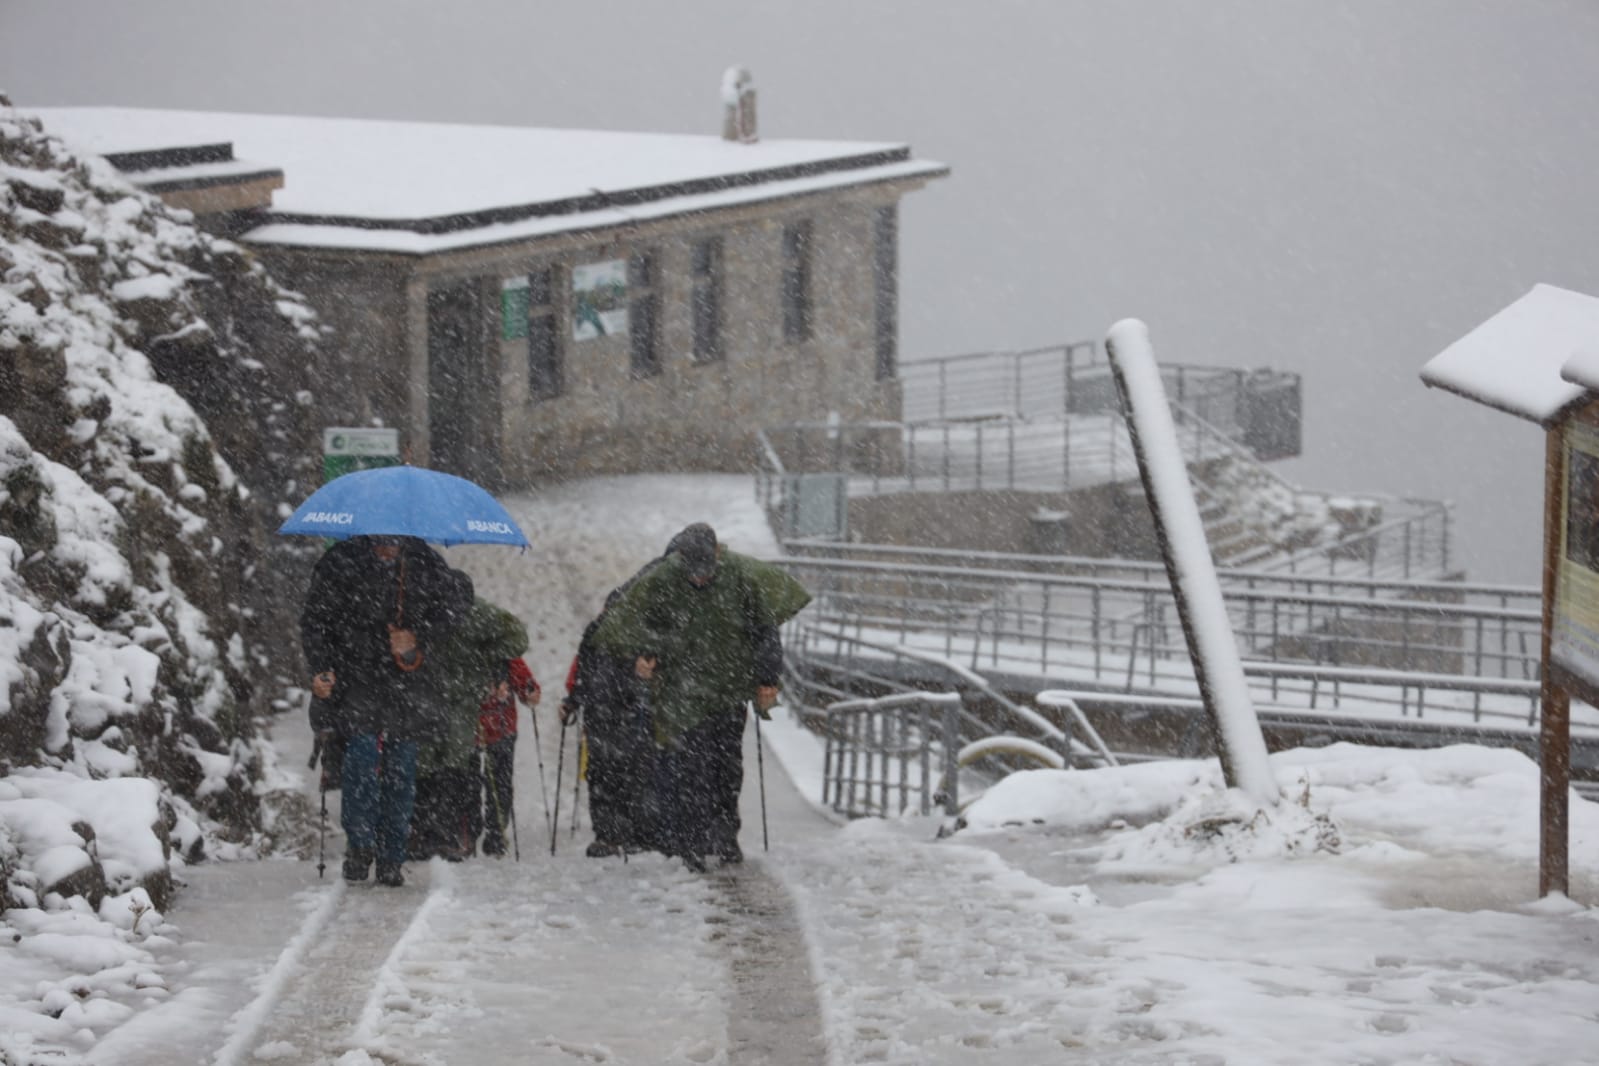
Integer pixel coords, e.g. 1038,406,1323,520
704,704,746,855
409,762,480,860
480,737,515,852
652,704,745,860
587,700,653,848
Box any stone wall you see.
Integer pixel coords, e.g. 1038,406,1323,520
845,482,1164,560
260,183,921,486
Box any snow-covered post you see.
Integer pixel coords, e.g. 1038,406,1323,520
1105,319,1278,805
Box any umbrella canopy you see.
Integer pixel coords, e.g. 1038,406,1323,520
277,466,529,547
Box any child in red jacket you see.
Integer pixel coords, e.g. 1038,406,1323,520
478,657,539,856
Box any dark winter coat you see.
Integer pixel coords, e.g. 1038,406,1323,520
567,615,645,741
300,536,472,743
591,551,810,745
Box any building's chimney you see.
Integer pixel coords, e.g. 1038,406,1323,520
721,66,758,144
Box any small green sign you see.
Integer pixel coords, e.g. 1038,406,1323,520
322,427,400,483
501,285,529,340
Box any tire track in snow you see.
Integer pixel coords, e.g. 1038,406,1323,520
220,868,441,1065
713,862,830,1066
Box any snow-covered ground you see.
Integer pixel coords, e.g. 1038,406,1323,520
4,473,1599,1065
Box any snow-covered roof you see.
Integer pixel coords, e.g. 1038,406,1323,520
1420,283,1599,426
28,107,948,254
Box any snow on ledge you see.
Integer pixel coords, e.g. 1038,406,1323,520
1421,283,1599,425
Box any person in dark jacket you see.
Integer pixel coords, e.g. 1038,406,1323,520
562,537,690,859
563,589,655,858
301,534,472,887
592,524,809,870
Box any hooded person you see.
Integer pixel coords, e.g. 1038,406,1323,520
410,596,533,861
301,534,473,887
591,523,810,870
561,538,684,858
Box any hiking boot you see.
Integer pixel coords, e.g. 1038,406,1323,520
342,848,374,882
716,841,744,865
375,862,405,887
585,840,622,858
482,840,506,858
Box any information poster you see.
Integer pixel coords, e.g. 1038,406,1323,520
500,276,529,340
1553,414,1599,690
572,259,628,340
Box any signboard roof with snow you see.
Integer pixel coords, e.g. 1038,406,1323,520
1420,283,1599,426
30,107,948,255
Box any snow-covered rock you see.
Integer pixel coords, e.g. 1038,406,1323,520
0,95,324,918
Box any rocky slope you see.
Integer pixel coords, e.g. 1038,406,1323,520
0,97,323,911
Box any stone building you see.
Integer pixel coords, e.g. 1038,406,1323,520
35,83,947,486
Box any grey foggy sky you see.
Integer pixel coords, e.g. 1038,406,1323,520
6,0,1598,583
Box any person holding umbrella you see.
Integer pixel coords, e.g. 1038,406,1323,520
283,465,534,885
302,534,473,886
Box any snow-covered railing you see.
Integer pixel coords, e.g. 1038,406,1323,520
899,341,1273,441
788,622,1120,819
783,540,1538,614
778,554,1543,685
822,691,963,818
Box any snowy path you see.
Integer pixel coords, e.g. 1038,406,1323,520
174,476,834,1065
55,473,1599,1066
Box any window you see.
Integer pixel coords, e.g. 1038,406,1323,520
873,206,898,381
691,236,723,363
781,220,812,343
527,266,562,401
629,251,660,378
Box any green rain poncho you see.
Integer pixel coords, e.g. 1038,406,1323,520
591,550,810,745
419,598,529,774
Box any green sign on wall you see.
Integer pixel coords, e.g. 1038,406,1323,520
501,280,529,340
322,427,401,482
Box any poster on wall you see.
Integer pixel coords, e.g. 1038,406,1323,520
500,276,529,340
1553,414,1599,690
572,260,628,340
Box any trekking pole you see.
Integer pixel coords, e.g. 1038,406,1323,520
308,708,327,878
317,767,329,879
570,728,582,838
484,749,519,863
752,703,769,853
551,716,568,856
528,700,553,837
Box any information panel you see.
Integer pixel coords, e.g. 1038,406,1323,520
1552,414,1599,690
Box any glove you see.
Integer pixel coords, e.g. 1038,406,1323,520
559,699,580,726
754,685,779,719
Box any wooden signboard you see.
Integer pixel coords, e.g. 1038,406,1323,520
1539,399,1599,896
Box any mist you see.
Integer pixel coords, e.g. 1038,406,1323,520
7,0,1596,582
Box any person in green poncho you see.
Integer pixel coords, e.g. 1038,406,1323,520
409,596,531,861
591,523,810,871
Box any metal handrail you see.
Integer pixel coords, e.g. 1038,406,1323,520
822,691,962,818
782,549,1545,709
781,539,1536,607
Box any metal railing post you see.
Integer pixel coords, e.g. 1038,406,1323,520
942,696,960,816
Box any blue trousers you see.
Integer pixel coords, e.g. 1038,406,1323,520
341,733,419,865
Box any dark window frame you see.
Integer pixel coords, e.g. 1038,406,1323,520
526,265,563,402
781,220,813,344
629,250,661,379
691,235,724,364
873,205,898,381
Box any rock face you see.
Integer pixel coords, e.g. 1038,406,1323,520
0,99,323,907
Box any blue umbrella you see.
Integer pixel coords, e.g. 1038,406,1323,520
277,466,529,547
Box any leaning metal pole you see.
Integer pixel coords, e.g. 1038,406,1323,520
1105,319,1277,805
